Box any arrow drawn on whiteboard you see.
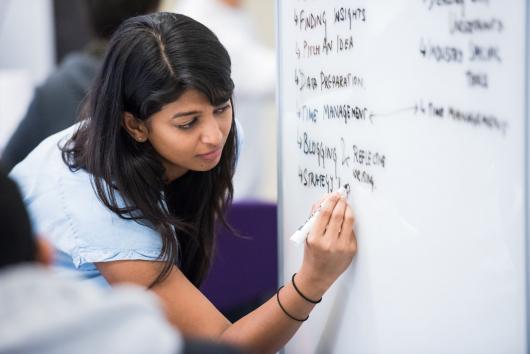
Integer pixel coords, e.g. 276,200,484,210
369,106,417,123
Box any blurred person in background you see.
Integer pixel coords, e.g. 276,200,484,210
0,166,245,353
173,0,276,200
1,0,161,171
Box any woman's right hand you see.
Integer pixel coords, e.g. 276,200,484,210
295,192,357,299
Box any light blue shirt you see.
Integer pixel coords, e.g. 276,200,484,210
10,125,164,286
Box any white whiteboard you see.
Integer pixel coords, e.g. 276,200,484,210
277,1,528,353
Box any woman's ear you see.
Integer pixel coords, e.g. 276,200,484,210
123,112,149,143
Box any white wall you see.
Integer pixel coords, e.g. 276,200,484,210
0,0,55,83
0,0,55,153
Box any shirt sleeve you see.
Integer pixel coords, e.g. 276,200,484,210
10,129,165,269
56,171,164,267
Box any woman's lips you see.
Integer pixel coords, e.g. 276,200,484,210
197,147,222,161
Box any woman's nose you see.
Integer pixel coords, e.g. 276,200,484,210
200,117,223,146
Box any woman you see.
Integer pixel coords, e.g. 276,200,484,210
11,12,357,353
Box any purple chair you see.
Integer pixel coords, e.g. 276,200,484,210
201,201,278,320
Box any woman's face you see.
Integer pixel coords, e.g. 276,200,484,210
145,89,233,182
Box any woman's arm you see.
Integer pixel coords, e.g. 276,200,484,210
96,192,356,353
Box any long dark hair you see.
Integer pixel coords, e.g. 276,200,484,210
61,12,237,287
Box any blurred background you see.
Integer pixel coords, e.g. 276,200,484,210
0,0,277,201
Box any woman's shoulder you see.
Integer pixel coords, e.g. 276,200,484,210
9,123,83,206
9,124,164,268
57,177,163,267
10,123,80,178
58,174,163,266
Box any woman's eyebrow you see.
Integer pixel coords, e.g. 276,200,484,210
171,110,200,119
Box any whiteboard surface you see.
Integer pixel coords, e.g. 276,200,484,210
277,1,527,353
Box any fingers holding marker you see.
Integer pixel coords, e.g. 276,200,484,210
297,186,356,294
291,193,338,245
340,204,357,251
290,185,351,246
323,197,347,240
311,194,330,214
310,192,340,239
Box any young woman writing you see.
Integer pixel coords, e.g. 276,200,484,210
10,12,357,353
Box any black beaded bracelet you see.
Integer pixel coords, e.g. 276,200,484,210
292,273,322,304
276,286,309,322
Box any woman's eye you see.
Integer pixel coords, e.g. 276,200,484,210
177,117,198,130
214,104,230,115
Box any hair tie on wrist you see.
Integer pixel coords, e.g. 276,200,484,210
292,273,322,304
276,286,309,322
